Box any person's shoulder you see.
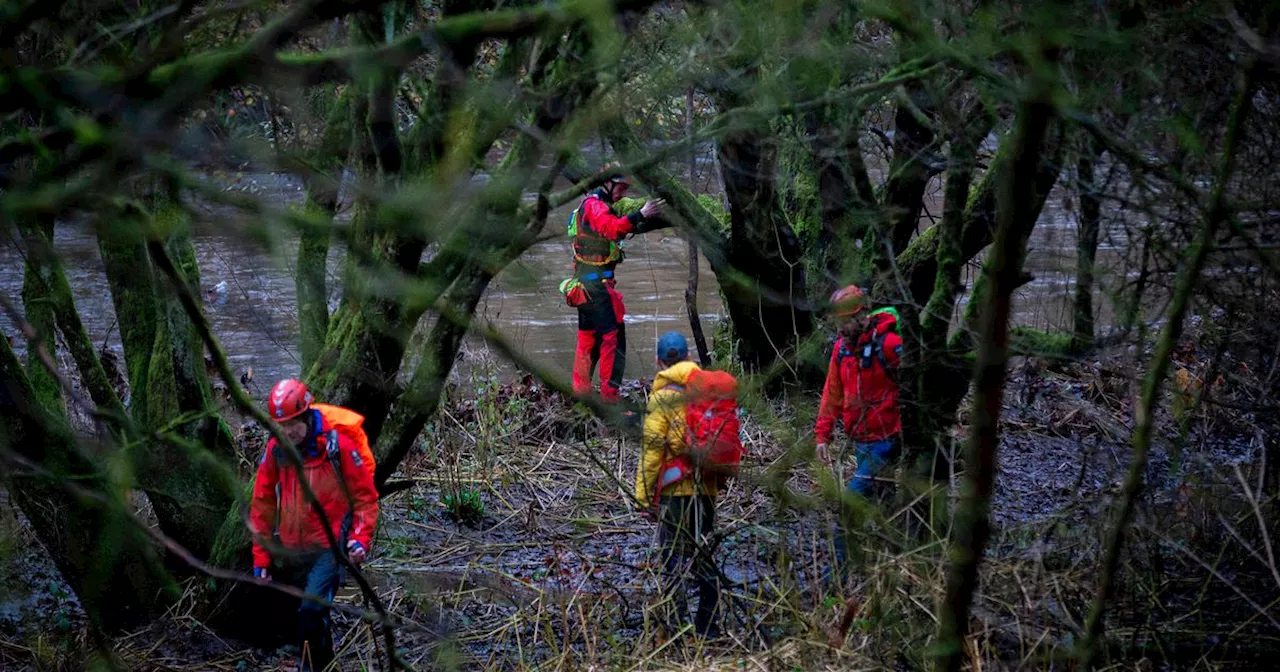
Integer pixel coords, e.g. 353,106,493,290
314,403,366,428
647,385,684,410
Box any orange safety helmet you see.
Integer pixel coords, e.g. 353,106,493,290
267,378,313,422
830,285,868,318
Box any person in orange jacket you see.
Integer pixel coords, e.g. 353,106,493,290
249,379,379,671
569,170,665,402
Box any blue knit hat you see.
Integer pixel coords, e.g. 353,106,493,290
656,331,689,365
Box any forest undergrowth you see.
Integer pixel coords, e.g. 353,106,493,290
1,328,1275,671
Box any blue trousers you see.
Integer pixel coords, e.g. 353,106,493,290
845,437,899,498
276,551,343,671
833,437,900,575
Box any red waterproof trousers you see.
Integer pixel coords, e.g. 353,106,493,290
573,282,626,401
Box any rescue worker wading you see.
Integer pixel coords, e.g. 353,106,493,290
635,332,720,638
249,379,380,671
812,286,903,574
570,171,665,402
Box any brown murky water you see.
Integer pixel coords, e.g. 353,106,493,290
0,174,727,394
0,168,1123,398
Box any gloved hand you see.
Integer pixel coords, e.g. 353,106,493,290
640,198,666,218
346,540,367,565
253,566,271,581
816,443,831,466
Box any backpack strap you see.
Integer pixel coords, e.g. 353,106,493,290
270,428,343,480
322,429,354,544
836,333,901,388
324,429,343,483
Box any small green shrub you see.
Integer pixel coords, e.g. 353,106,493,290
440,488,486,528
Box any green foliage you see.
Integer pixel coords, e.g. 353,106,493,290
613,196,643,215
440,488,486,527
696,193,729,230
776,121,822,243
5,0,1279,667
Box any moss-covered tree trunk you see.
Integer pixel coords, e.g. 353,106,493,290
904,111,991,485
1,332,175,632
19,215,64,414
98,205,160,420
296,86,357,373
307,74,417,446
883,83,938,260
378,27,594,481
950,120,1064,352
97,203,237,561
804,109,877,290
303,4,494,446
887,120,1065,308
713,88,814,372
18,218,124,414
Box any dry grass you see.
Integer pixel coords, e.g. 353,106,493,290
3,343,1279,670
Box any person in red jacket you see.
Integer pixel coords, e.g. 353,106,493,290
814,285,903,496
570,170,664,402
813,286,902,573
249,379,379,671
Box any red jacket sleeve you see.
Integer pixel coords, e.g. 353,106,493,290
582,196,637,241
248,442,280,569
883,333,903,368
339,430,380,550
814,340,845,445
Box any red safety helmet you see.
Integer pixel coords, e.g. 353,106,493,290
830,285,868,318
267,378,313,422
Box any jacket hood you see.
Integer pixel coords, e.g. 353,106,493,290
653,360,701,392
870,310,897,335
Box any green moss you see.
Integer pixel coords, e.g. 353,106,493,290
695,194,729,231
296,201,333,372
1009,327,1073,357
20,218,64,415
776,125,821,242
613,196,643,215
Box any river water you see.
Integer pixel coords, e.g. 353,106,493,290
0,173,728,394
0,168,1123,400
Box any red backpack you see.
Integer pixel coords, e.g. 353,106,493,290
653,369,746,504
683,369,745,479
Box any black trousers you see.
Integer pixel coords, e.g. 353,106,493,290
656,495,720,636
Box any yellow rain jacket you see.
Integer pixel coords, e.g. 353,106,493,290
634,360,719,507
